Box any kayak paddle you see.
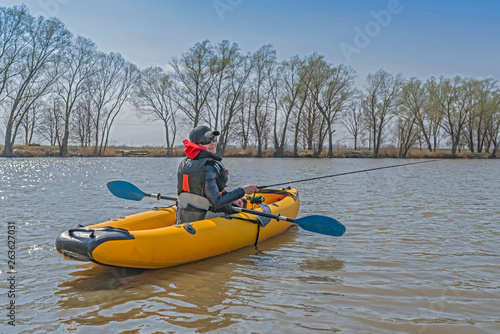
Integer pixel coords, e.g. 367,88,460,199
107,180,176,201
231,206,345,237
106,180,346,237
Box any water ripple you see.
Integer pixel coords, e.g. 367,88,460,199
1,158,499,333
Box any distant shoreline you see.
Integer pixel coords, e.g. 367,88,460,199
1,145,497,159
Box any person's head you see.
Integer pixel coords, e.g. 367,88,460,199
189,125,219,154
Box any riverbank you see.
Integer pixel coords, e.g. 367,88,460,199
1,145,497,159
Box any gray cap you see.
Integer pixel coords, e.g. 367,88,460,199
189,125,220,144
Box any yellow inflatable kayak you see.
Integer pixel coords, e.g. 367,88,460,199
56,188,299,269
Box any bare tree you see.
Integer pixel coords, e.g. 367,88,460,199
271,55,307,157
248,44,276,157
363,69,404,158
410,78,442,152
301,54,357,157
430,76,476,156
321,65,356,157
56,36,97,157
394,116,418,158
72,98,93,147
487,92,500,157
20,99,44,145
100,64,138,155
205,40,235,130
341,96,365,151
89,52,138,155
133,66,178,156
207,40,253,156
37,97,62,146
0,6,27,105
235,90,252,150
463,79,496,153
299,96,328,156
2,9,71,156
291,58,316,156
301,54,329,156
395,77,426,157
170,40,214,128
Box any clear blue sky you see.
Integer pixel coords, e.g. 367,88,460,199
3,0,500,145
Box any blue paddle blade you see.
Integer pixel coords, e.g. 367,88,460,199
107,181,145,201
294,215,346,237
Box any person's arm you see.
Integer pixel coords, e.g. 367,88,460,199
204,164,245,211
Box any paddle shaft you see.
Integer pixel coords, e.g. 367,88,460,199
146,192,292,222
138,190,289,222
108,181,295,222
231,206,295,222
257,159,441,189
144,192,177,201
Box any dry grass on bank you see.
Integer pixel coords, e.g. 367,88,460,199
0,144,496,159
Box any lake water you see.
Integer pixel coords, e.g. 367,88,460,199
1,157,499,333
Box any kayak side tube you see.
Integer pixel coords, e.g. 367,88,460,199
55,226,135,263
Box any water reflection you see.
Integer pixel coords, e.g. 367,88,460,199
58,264,146,292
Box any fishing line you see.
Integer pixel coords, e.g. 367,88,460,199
257,160,442,189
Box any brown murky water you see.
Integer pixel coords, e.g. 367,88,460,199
1,157,499,333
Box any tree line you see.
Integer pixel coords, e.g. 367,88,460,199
1,6,138,157
2,5,500,158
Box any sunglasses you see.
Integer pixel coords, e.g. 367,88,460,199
196,137,217,145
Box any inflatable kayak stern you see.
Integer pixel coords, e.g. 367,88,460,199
55,226,135,263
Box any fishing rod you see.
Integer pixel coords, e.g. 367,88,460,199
257,159,441,189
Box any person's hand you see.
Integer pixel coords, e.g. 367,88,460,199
233,199,244,207
242,185,259,194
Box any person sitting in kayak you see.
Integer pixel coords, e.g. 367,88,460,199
176,125,259,224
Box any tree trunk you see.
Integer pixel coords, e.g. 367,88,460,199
3,120,14,157
59,110,71,157
451,137,459,156
273,146,285,157
490,144,498,158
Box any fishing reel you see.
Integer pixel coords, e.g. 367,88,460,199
247,194,265,205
